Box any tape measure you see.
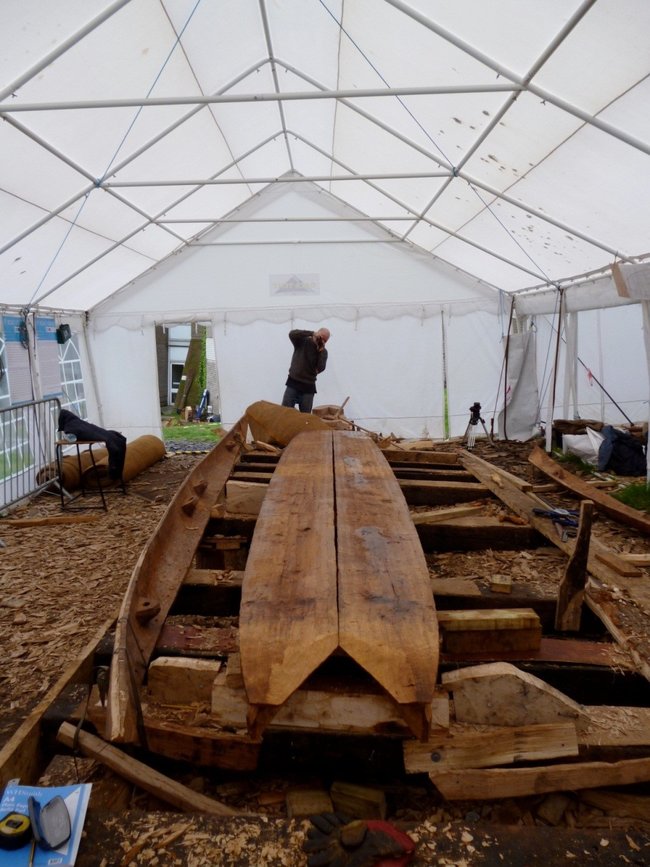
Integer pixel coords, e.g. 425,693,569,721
0,811,32,850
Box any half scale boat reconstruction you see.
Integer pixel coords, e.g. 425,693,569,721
105,421,440,771
96,411,650,800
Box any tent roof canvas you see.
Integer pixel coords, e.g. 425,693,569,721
1,0,650,314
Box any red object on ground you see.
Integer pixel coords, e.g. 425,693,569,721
366,820,416,867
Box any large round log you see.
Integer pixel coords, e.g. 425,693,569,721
83,435,166,488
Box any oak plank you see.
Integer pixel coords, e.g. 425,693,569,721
555,500,592,631
430,756,650,800
411,505,484,524
404,722,579,772
106,419,247,744
57,722,241,815
442,662,589,729
239,432,338,711
399,478,491,506
211,672,450,734
529,444,650,536
382,449,459,465
334,432,439,734
0,617,114,787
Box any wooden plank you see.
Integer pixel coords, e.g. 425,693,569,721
438,609,541,631
459,448,650,679
156,621,238,656
416,516,535,547
581,706,650,748
383,449,459,464
411,505,484,524
225,480,267,516
429,755,650,800
0,617,114,788
0,514,101,527
438,608,541,654
442,662,589,729
211,673,450,734
620,553,650,566
416,517,536,552
286,790,333,819
529,444,650,536
239,432,338,716
86,693,261,771
147,657,223,704
106,419,247,745
183,569,244,587
404,722,579,772
441,636,635,668
399,478,491,506
488,467,534,493
594,549,643,577
578,789,650,820
392,468,475,482
335,432,439,738
330,781,387,820
555,500,592,631
57,722,241,815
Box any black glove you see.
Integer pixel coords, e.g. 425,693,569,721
302,812,411,867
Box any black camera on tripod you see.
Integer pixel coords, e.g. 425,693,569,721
468,402,483,426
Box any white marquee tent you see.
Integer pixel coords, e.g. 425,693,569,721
1,0,650,445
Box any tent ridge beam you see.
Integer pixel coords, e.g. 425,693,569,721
0,84,518,113
106,172,451,187
258,0,295,172
156,216,419,223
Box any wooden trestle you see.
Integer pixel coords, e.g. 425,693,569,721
239,431,439,739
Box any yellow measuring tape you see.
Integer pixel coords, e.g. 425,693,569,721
0,811,32,850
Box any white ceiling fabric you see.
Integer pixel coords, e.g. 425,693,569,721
1,0,649,313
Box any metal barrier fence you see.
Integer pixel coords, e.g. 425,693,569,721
0,397,61,511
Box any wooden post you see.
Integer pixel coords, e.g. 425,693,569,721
555,500,593,632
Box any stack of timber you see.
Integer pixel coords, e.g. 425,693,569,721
67,424,650,805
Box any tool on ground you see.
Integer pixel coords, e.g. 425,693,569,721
0,811,32,850
532,507,579,528
463,402,491,449
303,812,415,867
532,506,580,542
28,795,71,851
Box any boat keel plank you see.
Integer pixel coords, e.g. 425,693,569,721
239,431,339,708
334,432,439,717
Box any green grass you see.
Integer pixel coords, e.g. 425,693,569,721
612,481,650,513
553,447,650,513
552,449,596,475
162,420,223,443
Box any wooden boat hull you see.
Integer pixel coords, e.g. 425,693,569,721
106,419,247,743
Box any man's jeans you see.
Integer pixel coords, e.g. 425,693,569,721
282,385,314,413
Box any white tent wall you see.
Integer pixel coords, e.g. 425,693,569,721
532,303,648,432
91,181,499,327
446,309,503,438
216,314,449,438
88,322,162,440
88,181,504,440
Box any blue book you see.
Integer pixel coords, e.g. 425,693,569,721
0,783,91,867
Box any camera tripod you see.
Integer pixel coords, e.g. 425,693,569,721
463,402,491,449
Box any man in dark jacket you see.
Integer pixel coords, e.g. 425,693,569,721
281,327,330,413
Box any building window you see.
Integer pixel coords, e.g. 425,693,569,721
58,335,87,419
170,362,185,404
0,334,9,411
